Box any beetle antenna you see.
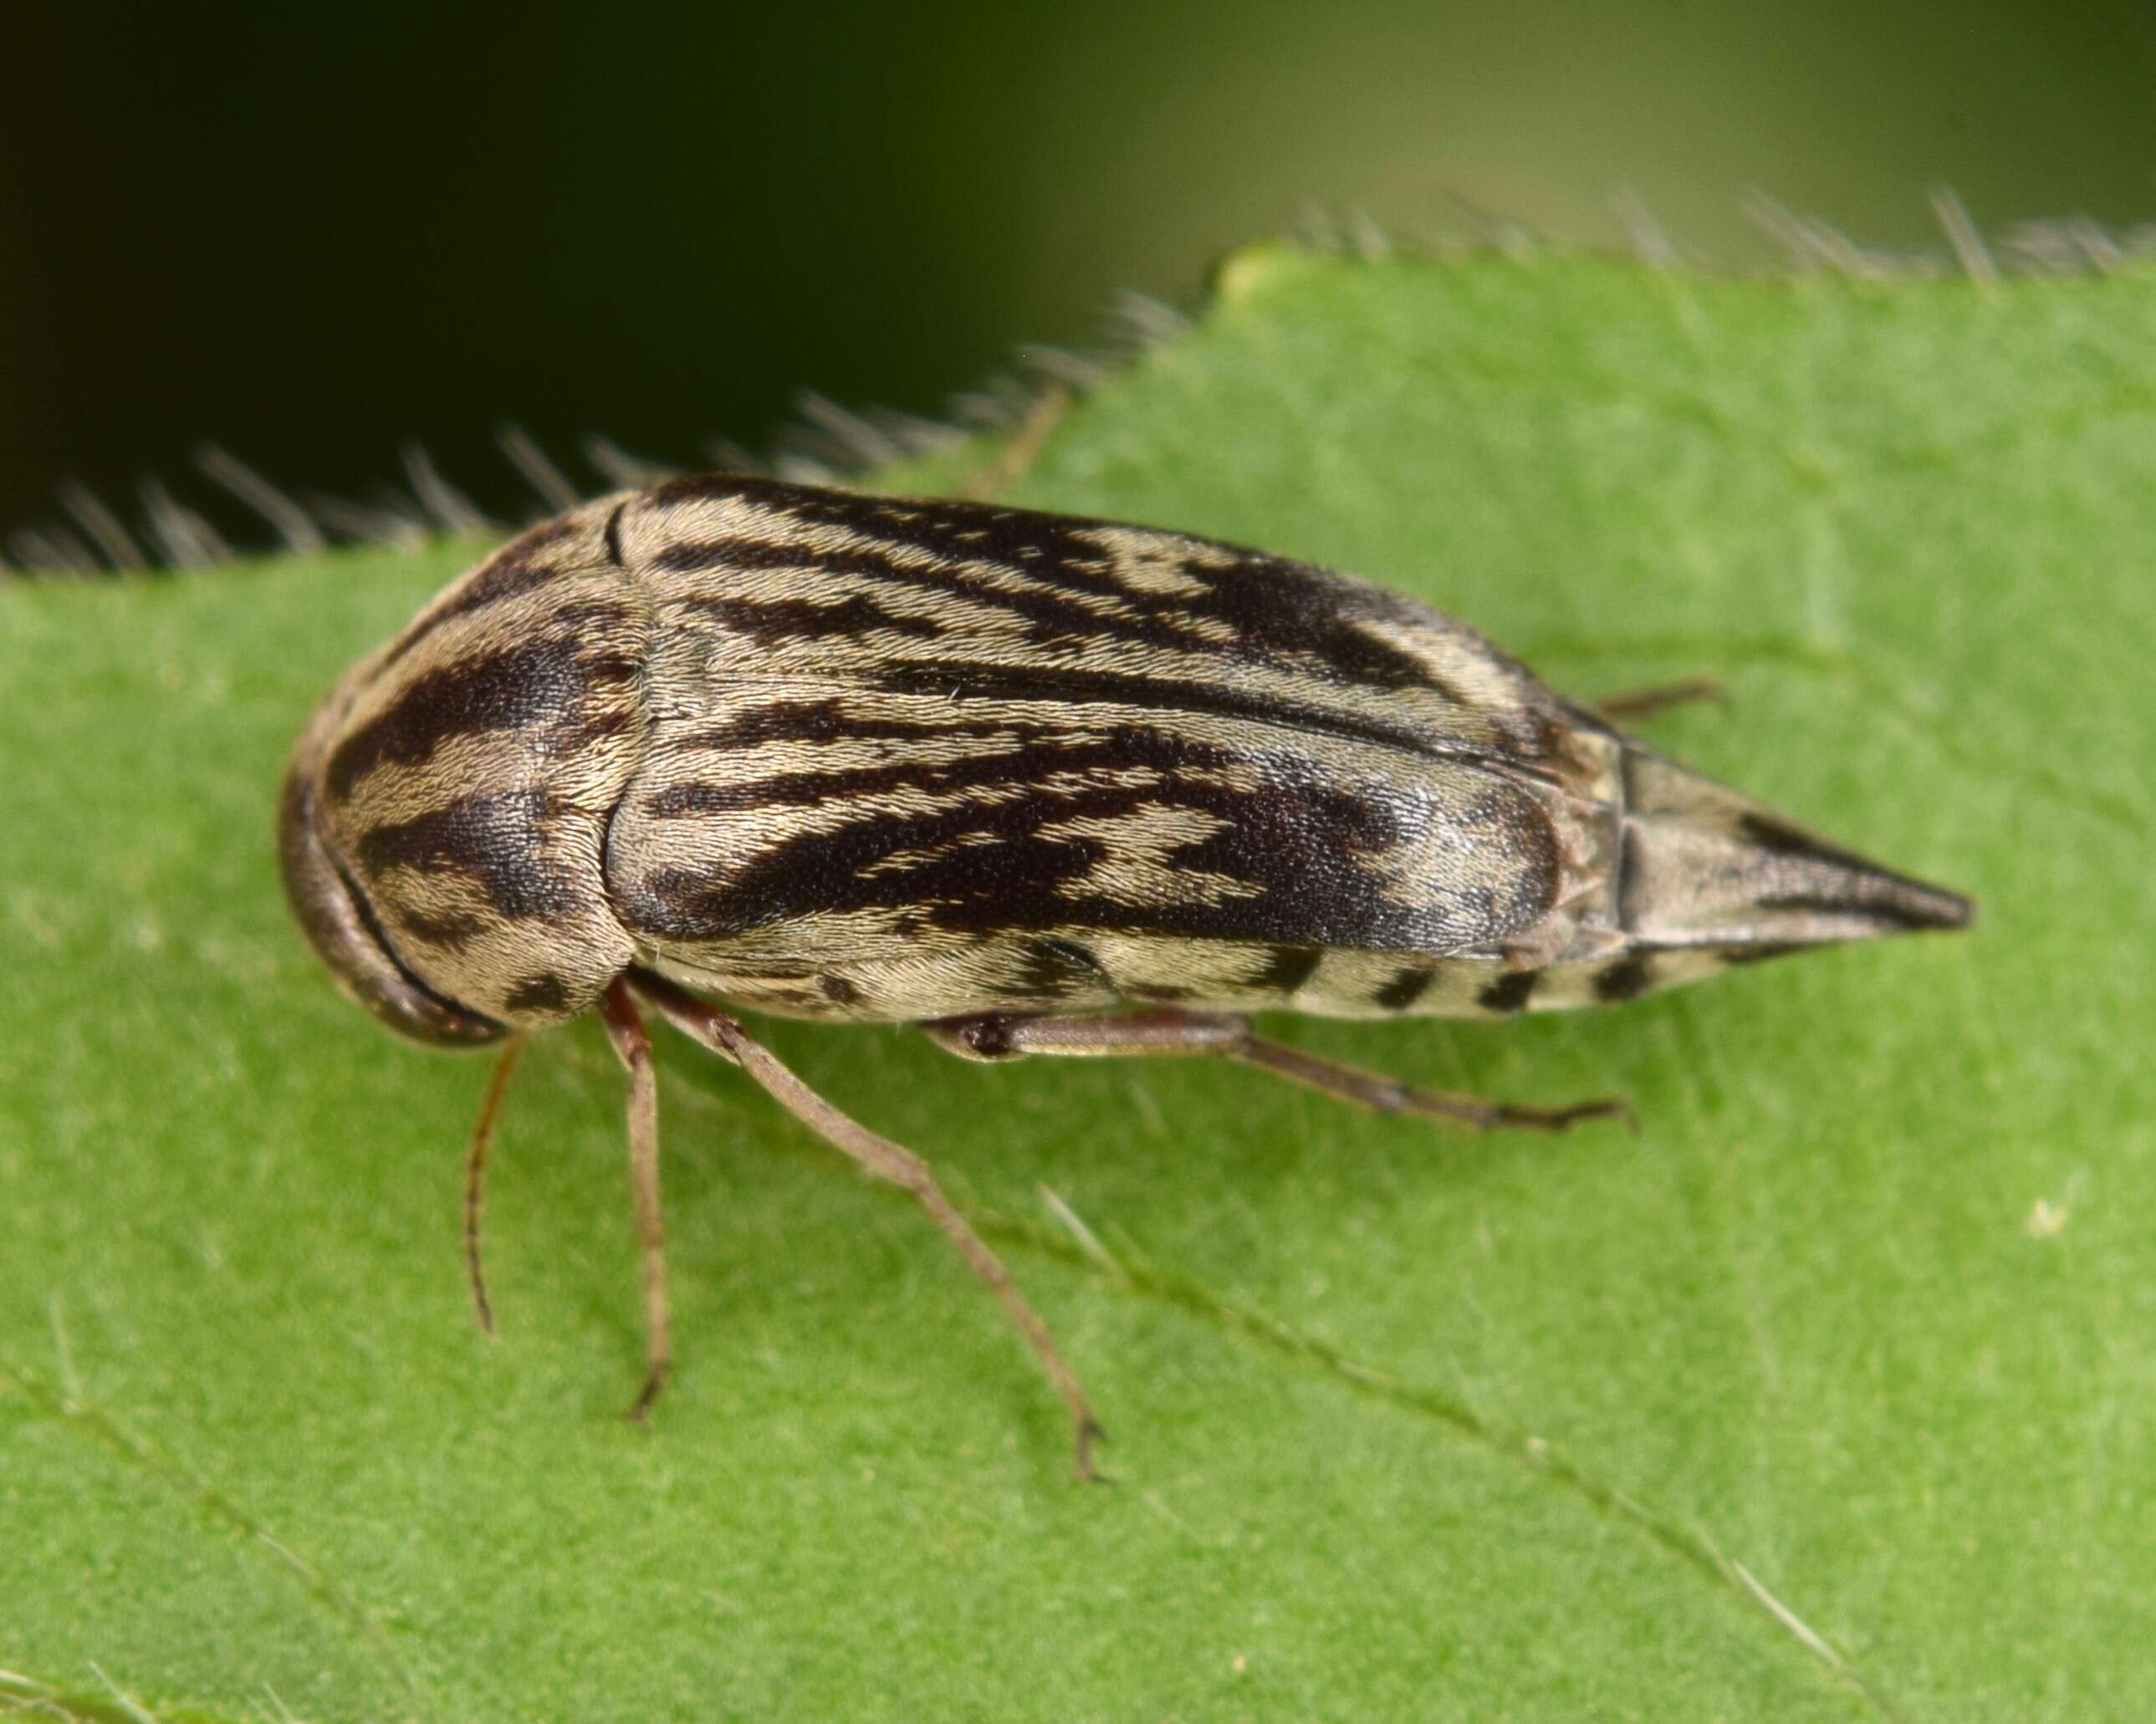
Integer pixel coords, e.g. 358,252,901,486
464,1036,526,1337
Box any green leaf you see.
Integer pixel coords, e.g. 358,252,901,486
5,243,2149,1721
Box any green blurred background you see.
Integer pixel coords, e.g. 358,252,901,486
4,0,2153,545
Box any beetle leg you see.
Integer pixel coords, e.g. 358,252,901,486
600,980,672,1421
1229,1032,1630,1130
958,381,1072,499
462,1034,525,1338
1592,673,1726,725
926,1010,1629,1132
627,969,1106,1482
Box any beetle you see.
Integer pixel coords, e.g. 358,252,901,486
278,472,1971,1475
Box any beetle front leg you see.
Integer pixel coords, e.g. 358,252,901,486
926,1010,1628,1131
461,1034,526,1339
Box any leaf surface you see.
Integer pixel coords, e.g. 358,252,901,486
4,245,2149,1721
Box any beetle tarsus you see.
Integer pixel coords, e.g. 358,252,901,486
1232,1033,1627,1134
1075,1416,1110,1485
1491,1096,1633,1133
627,1359,672,1424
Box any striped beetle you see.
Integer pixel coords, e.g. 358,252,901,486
279,473,1971,1475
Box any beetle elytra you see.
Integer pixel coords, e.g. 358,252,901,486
279,473,1972,1475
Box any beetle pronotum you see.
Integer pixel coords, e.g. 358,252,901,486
280,473,1971,1475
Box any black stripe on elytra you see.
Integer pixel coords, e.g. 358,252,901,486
676,700,1036,752
602,498,628,568
659,477,1138,610
645,728,1146,818
675,675,1510,781
391,905,488,951
1251,944,1322,993
621,729,1557,956
870,661,1525,773
649,478,1474,700
356,789,579,922
1372,966,1436,1010
655,532,1239,661
1477,969,1539,1012
744,478,1467,695
685,591,943,646
327,635,637,800
504,973,570,1013
1014,936,1109,998
1592,955,1655,1002
379,516,581,671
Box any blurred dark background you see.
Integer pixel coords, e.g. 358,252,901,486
5,0,2155,553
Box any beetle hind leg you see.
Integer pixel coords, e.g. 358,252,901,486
1592,673,1726,725
926,1009,1628,1132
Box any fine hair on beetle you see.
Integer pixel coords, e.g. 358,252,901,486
279,472,1972,1477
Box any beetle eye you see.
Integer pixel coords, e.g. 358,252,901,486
278,765,508,1048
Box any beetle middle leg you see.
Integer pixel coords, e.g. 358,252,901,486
624,968,1106,1480
958,381,1072,500
600,979,672,1421
926,1010,1628,1131
456,1006,673,1421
